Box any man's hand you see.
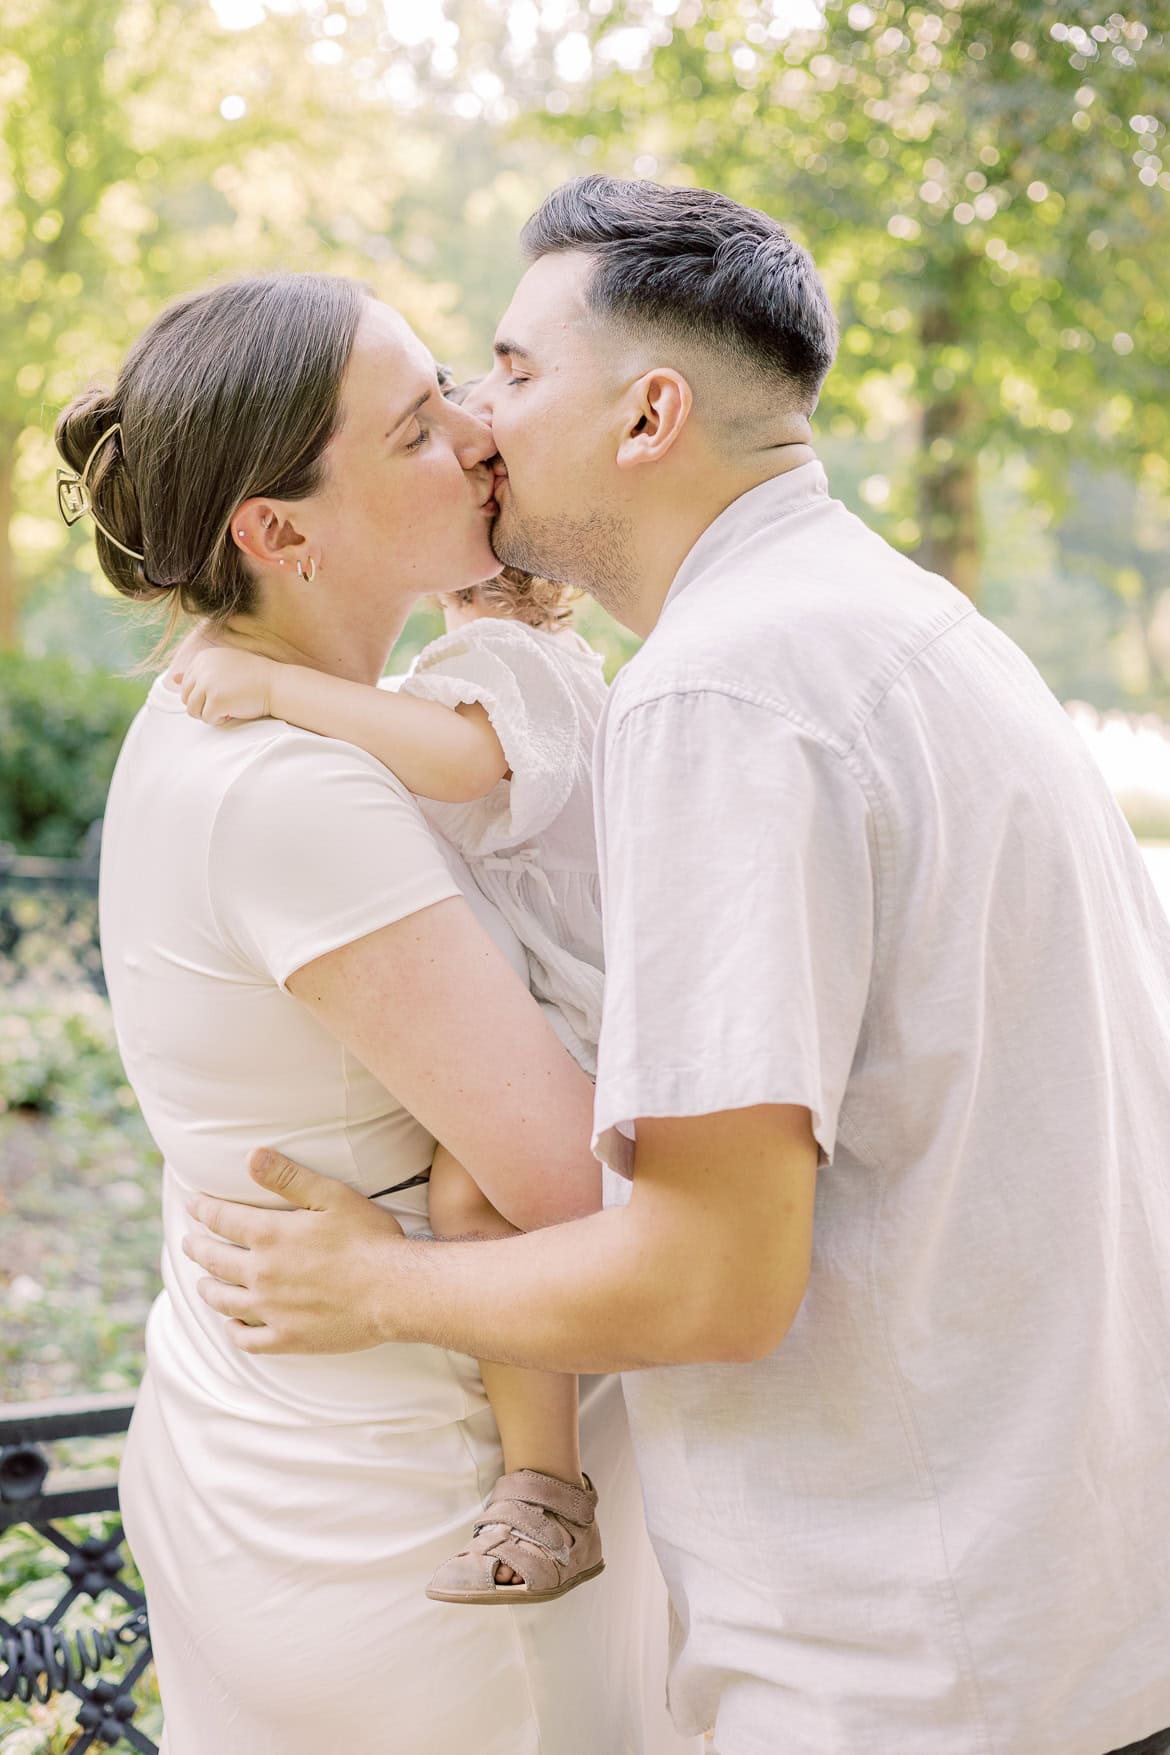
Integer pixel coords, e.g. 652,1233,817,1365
183,1149,406,1353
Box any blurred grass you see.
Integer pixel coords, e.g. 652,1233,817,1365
0,990,163,1752
0,991,162,1405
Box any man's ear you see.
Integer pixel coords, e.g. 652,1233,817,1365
615,369,693,471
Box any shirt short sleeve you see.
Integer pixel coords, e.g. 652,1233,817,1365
398,622,579,855
208,730,461,988
593,688,874,1174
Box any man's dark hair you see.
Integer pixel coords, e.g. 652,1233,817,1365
521,175,837,410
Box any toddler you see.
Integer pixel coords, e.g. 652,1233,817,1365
175,541,608,1609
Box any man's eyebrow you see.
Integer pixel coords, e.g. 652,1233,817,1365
493,338,535,364
386,388,430,436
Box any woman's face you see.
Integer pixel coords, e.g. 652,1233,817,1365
304,300,500,610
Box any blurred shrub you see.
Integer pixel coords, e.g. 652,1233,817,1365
0,655,147,856
0,991,135,1120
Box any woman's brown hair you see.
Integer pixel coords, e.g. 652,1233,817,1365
54,273,367,627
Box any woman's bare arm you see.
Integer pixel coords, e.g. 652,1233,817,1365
285,895,598,1232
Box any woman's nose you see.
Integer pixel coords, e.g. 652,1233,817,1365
450,401,495,470
460,378,492,422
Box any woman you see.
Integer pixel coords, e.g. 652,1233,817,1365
55,274,696,1755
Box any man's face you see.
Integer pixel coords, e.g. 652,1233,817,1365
465,252,637,615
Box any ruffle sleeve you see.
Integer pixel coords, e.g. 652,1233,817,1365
399,621,582,856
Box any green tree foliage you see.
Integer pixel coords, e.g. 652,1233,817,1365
532,1,1169,601
1,0,266,648
0,652,146,853
0,0,562,655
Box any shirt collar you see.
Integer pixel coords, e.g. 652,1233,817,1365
659,459,830,619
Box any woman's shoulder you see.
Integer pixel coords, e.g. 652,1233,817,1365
150,709,418,875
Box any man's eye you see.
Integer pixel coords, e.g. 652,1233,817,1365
507,375,527,388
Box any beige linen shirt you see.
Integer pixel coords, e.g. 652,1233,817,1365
592,463,1170,1755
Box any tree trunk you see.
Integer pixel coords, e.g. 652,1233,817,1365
0,437,19,652
917,293,982,602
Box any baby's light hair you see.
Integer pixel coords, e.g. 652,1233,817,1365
441,369,576,633
449,567,574,631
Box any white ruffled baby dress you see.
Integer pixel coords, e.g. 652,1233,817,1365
399,619,608,1074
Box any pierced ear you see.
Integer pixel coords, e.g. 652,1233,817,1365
232,498,306,570
615,369,693,471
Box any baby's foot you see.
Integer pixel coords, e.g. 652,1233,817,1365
426,1469,604,1605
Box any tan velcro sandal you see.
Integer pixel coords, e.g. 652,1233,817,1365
426,1468,604,1605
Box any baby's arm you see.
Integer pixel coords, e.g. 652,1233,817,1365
429,1144,519,1241
174,647,508,804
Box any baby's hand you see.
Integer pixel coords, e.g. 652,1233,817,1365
172,648,277,726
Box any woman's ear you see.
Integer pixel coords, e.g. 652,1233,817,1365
615,369,693,472
232,499,308,571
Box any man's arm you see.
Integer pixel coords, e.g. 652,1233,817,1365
184,1102,817,1369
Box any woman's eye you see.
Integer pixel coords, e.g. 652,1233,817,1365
507,376,527,388
405,424,430,451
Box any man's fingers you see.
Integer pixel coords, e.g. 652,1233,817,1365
183,1228,252,1286
195,1276,262,1323
225,1318,290,1354
187,1193,268,1248
248,1148,338,1211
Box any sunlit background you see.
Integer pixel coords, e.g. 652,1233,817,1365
1,16,1168,1740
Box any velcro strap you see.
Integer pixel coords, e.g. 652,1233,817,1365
473,1498,573,1563
489,1469,596,1528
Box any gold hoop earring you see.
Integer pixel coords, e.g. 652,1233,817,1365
296,556,317,584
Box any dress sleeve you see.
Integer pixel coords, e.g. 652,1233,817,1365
398,622,579,855
208,730,461,988
593,688,875,1174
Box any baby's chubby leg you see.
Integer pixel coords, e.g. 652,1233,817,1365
425,1146,602,1604
428,1145,582,1489
428,1142,521,1245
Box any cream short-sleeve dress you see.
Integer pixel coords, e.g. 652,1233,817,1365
100,673,697,1755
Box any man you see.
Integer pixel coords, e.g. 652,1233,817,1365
186,177,1170,1755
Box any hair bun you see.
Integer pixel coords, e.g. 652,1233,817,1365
54,386,149,596
54,386,120,476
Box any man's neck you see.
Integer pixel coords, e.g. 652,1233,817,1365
621,443,818,638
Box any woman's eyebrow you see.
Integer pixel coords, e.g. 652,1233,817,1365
385,388,431,437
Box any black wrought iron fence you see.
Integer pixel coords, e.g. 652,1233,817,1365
0,821,105,996
0,1393,156,1751
0,822,157,1743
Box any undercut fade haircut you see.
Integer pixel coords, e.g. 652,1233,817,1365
521,175,838,412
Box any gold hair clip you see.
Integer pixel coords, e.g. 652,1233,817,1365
55,423,146,562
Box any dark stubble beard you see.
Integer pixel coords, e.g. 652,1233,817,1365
491,493,638,622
